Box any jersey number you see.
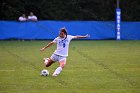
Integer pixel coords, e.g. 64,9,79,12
63,43,65,48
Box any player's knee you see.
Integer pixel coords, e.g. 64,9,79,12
45,61,53,67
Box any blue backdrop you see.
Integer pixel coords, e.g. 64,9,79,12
0,20,140,40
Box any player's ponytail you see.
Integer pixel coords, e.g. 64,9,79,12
60,27,67,40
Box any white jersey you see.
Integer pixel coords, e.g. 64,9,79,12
53,35,75,57
19,17,27,21
28,15,37,20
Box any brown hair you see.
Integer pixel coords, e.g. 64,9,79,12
60,28,67,40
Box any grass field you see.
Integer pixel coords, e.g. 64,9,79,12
0,40,140,93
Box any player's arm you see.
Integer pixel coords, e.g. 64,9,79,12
40,41,55,52
73,34,90,39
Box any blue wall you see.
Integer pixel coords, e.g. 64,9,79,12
0,21,140,40
121,22,140,40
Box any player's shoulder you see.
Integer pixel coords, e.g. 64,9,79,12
67,35,75,39
56,36,60,39
54,36,61,40
67,35,73,37
52,36,60,43
67,35,71,36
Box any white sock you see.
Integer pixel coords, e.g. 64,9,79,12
53,67,62,75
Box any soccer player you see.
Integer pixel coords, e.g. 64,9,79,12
40,27,90,77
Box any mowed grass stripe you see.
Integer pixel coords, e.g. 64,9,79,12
1,46,40,71
0,40,140,93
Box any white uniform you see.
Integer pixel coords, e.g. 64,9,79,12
52,35,75,57
18,17,27,21
50,35,74,62
28,15,37,21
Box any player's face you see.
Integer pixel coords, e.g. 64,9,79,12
59,31,65,38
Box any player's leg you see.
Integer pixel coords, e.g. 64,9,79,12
44,58,54,67
44,54,58,67
52,58,66,77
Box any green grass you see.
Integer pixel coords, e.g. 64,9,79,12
0,40,140,93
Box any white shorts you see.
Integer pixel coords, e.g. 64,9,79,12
50,54,66,62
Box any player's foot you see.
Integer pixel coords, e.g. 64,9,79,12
43,58,49,65
43,58,47,61
52,73,58,77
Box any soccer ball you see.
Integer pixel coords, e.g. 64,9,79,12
41,69,49,76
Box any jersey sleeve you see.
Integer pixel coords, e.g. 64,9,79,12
69,35,76,39
52,37,58,43
67,35,76,41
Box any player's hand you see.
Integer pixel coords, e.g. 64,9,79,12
85,34,90,38
40,47,45,52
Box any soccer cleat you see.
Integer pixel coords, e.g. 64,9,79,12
52,74,58,77
43,58,46,61
44,58,49,65
52,73,58,77
43,58,49,61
